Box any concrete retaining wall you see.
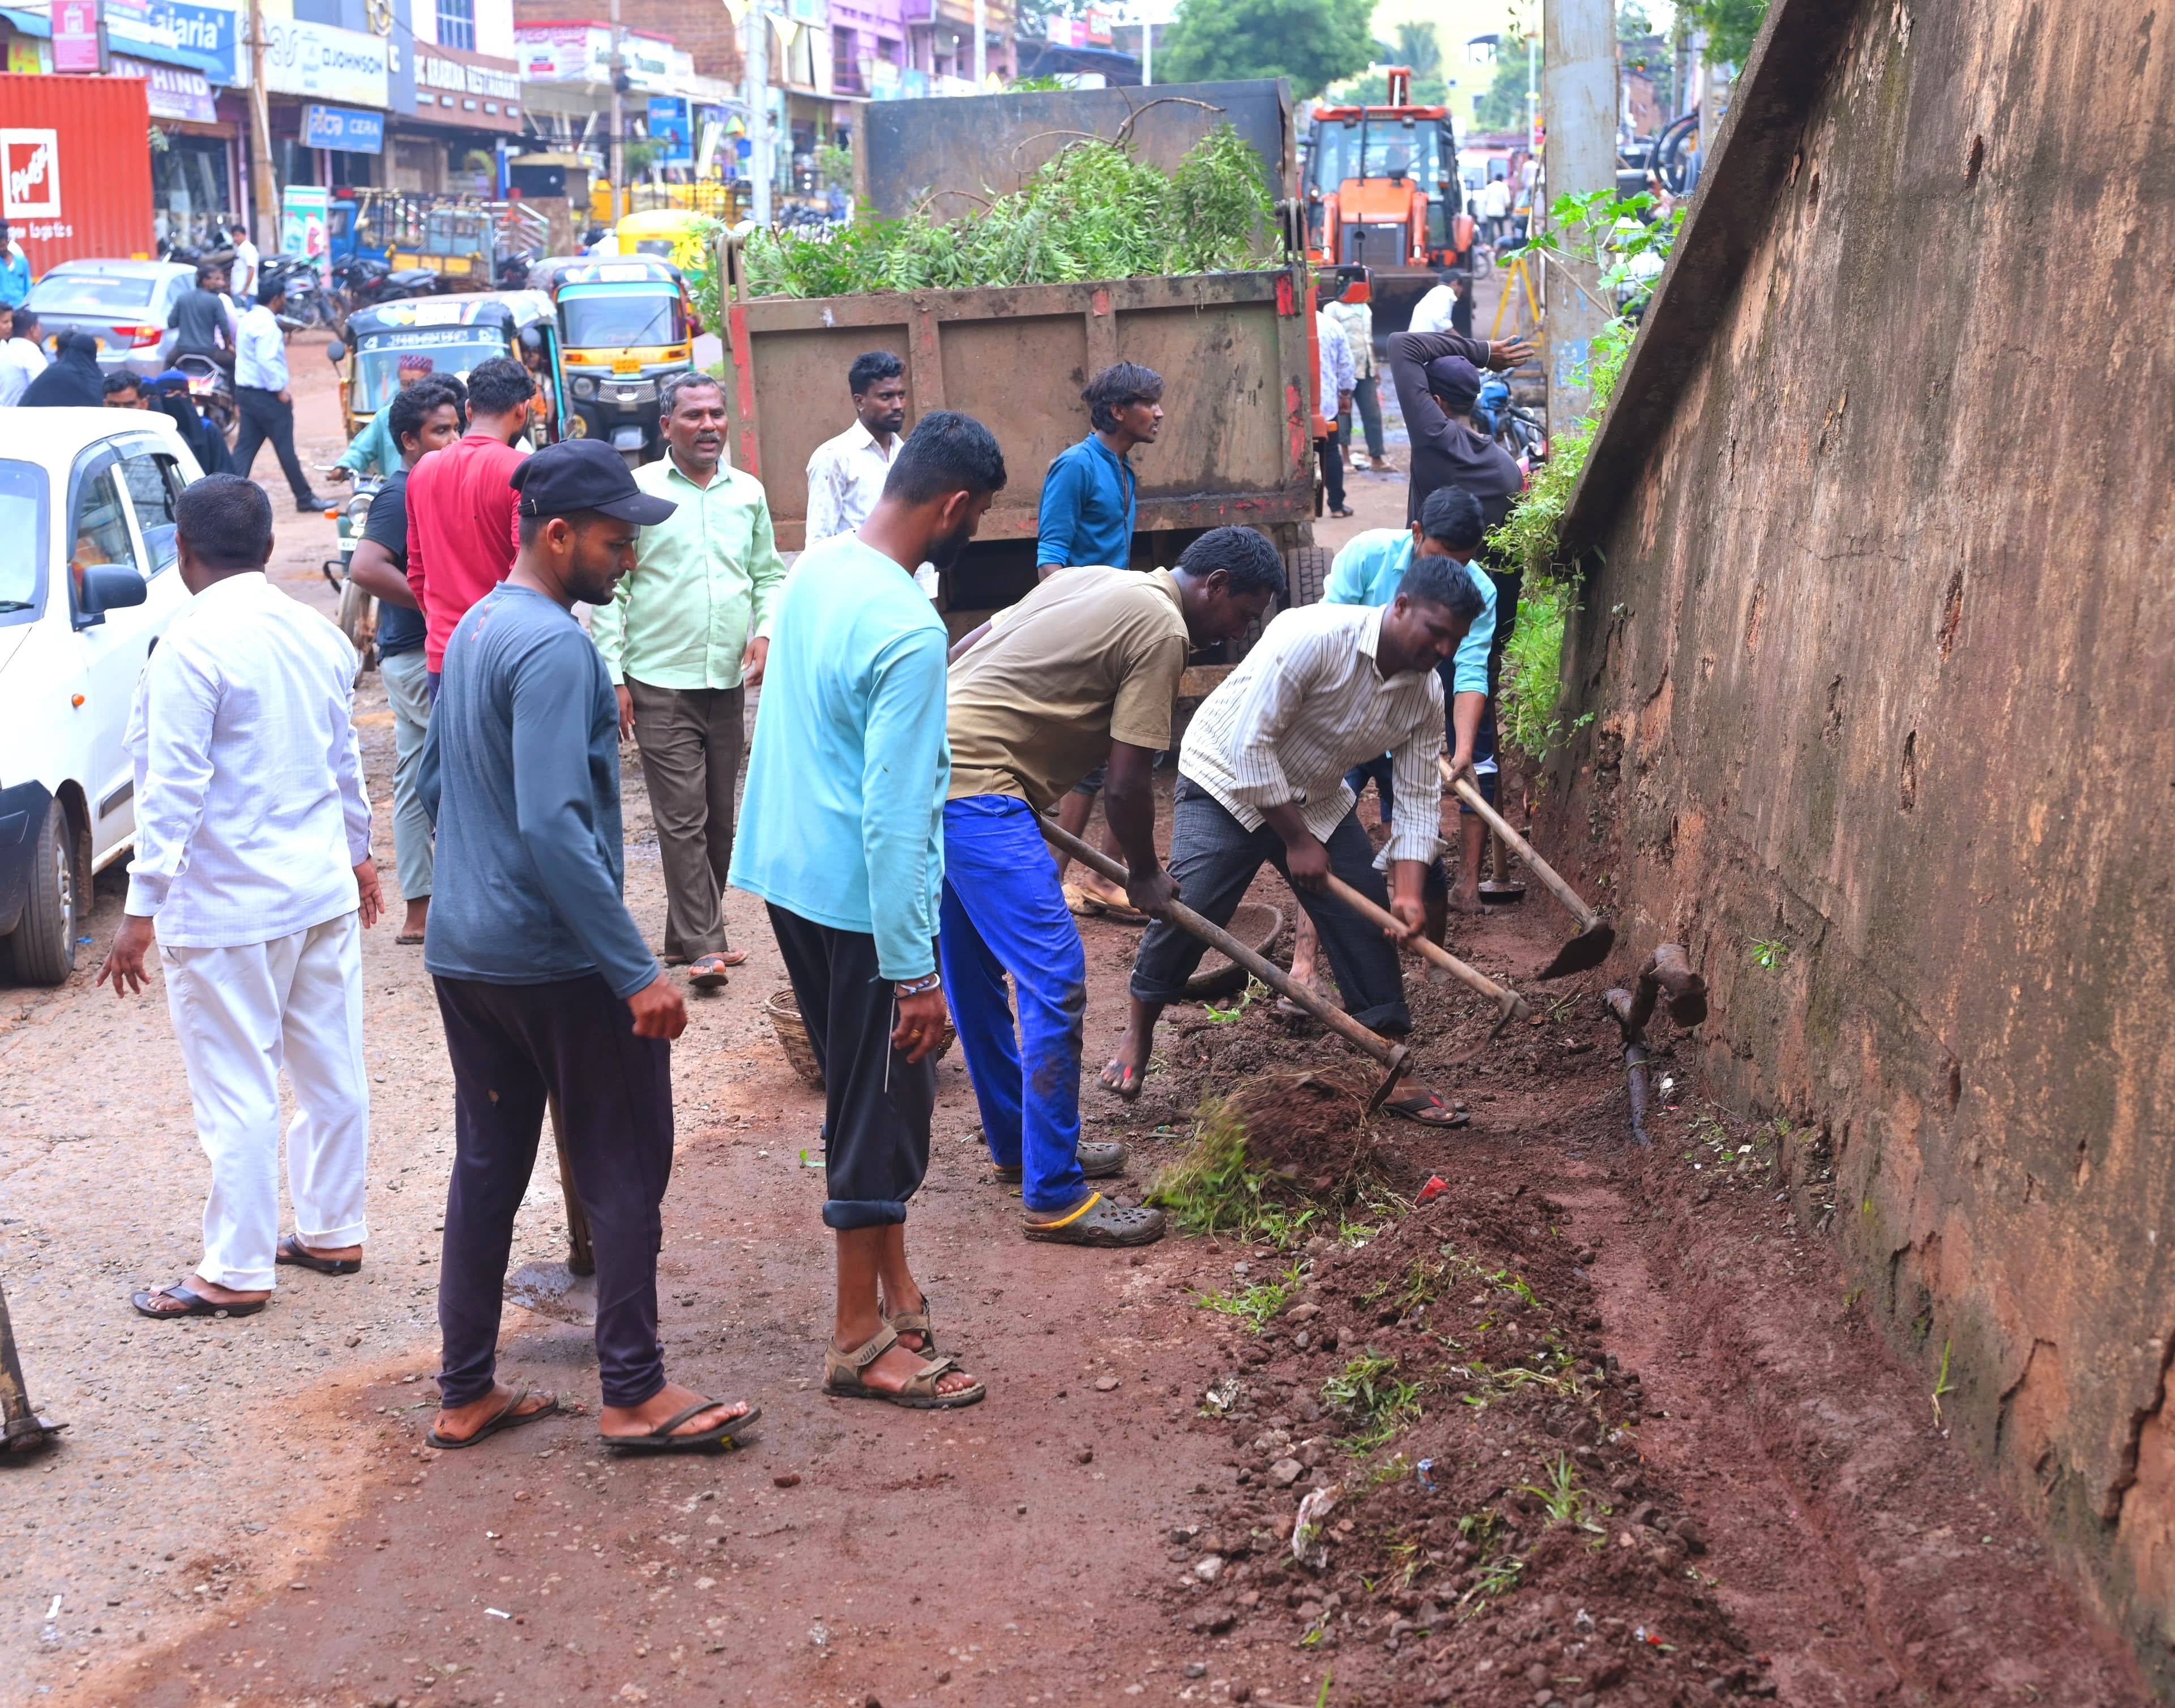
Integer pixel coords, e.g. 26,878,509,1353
1540,0,2175,1683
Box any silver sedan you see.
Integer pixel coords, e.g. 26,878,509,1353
23,259,203,375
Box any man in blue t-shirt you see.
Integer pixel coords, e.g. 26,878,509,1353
1038,361,1166,915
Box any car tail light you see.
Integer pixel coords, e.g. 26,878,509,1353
113,324,163,348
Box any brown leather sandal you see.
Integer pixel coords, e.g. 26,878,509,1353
823,1325,985,1410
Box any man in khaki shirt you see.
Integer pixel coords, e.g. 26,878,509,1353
939,528,1283,1248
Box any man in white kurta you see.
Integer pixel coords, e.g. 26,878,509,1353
99,473,382,1320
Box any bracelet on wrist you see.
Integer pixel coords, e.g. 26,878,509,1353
894,972,941,998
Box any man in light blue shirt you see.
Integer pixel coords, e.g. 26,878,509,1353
0,223,29,310
1283,486,1497,989
228,275,326,513
733,410,1004,1413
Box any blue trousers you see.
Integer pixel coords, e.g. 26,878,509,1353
938,796,1088,1215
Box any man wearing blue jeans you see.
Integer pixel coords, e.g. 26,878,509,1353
941,528,1282,1245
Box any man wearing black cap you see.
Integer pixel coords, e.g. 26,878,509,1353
416,439,757,1455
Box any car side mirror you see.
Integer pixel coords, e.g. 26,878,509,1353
326,339,347,364
76,562,148,625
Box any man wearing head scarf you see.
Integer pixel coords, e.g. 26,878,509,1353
20,330,107,408
1385,325,1536,913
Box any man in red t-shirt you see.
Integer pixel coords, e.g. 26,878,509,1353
405,356,538,683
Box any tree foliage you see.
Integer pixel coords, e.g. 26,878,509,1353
1156,0,1375,100
1693,0,1768,68
1468,31,1537,132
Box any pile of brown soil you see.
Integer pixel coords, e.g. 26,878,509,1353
1160,1175,1772,1707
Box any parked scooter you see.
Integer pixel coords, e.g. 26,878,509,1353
170,351,238,449
257,254,340,328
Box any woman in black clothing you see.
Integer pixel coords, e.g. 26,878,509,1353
18,330,106,408
1385,327,1536,909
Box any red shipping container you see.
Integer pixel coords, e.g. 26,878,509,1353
0,75,156,278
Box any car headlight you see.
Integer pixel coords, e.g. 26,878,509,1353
571,376,597,400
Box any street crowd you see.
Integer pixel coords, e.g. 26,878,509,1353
93,310,1535,1451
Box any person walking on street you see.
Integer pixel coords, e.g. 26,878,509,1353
343,377,466,945
96,475,381,1319
592,372,786,990
805,351,922,582
1480,174,1512,246
229,276,327,514
1324,285,1388,472
1317,286,1355,518
417,438,755,1454
1100,560,1484,1130
941,527,1283,1244
730,412,999,1411
0,306,46,407
405,355,535,687
1039,361,1165,916
0,221,29,311
228,223,260,305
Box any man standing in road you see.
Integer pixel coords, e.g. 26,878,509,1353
592,372,786,992
1039,360,1164,917
228,222,260,305
1316,283,1355,519
405,355,536,689
344,377,466,945
97,475,381,1319
941,527,1284,1248
731,412,998,1412
1324,281,1388,473
418,438,756,1454
1100,558,1483,1130
805,351,917,577
229,275,328,514
1480,173,1512,246
0,306,45,407
0,222,29,312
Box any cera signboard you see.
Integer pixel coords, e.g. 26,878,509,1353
0,75,157,272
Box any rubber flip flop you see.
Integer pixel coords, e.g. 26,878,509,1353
427,1384,562,1450
395,932,425,946
1092,900,1151,926
716,948,750,968
277,1234,361,1276
130,1282,267,1320
687,955,732,991
994,1139,1127,1184
1023,1192,1167,1247
1385,1090,1471,1129
1099,1059,1146,1101
602,1400,761,1457
1063,883,1108,919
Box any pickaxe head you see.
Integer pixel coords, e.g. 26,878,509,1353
1537,919,1617,980
1364,1042,1415,1113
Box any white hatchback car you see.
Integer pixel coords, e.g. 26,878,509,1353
0,407,203,983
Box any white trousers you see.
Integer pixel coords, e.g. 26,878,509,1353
160,912,370,1291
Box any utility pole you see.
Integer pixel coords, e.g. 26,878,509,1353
745,0,772,224
246,0,279,247
1526,29,1538,153
972,0,986,88
608,0,625,225
1541,0,1615,425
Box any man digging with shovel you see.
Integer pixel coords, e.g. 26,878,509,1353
941,527,1285,1246
1101,555,1486,1128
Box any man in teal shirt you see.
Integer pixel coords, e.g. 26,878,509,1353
592,372,786,989
732,411,1002,1413
1281,487,1497,998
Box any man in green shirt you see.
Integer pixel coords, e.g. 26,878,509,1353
591,372,787,989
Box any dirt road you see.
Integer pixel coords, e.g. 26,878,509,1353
2,323,2152,1708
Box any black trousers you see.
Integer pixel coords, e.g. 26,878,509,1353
433,972,674,1411
232,386,313,505
1315,433,1346,511
768,905,934,1231
1129,781,1411,1034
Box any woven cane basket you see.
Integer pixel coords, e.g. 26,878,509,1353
766,987,955,1091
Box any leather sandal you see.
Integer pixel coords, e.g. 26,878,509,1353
884,1293,935,1355
993,1139,1127,1184
823,1324,985,1410
1022,1192,1166,1248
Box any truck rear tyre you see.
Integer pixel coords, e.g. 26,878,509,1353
5,799,80,987
1285,546,1331,608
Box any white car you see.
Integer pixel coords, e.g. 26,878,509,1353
0,408,203,984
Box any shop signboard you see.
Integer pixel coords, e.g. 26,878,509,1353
646,96,690,166
111,53,220,122
7,38,52,74
412,42,523,133
263,16,388,108
513,23,689,91
868,55,901,97
106,0,243,83
302,102,383,152
280,181,330,279
51,0,99,72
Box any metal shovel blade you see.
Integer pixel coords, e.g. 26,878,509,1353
1537,920,1617,981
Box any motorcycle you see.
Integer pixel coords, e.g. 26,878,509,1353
255,254,341,328
331,255,445,320
1476,374,1547,469
319,468,383,673
170,351,238,450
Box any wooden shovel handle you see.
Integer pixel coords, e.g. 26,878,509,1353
1438,757,1600,930
1319,873,1530,1022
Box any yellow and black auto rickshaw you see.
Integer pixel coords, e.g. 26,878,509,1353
530,255,695,464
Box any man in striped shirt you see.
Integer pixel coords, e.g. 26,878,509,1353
1102,557,1485,1125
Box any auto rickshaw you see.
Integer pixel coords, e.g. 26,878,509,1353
321,291,566,654
529,255,695,464
614,208,713,270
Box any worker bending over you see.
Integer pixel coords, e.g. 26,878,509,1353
942,527,1284,1246
1103,556,1485,1128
